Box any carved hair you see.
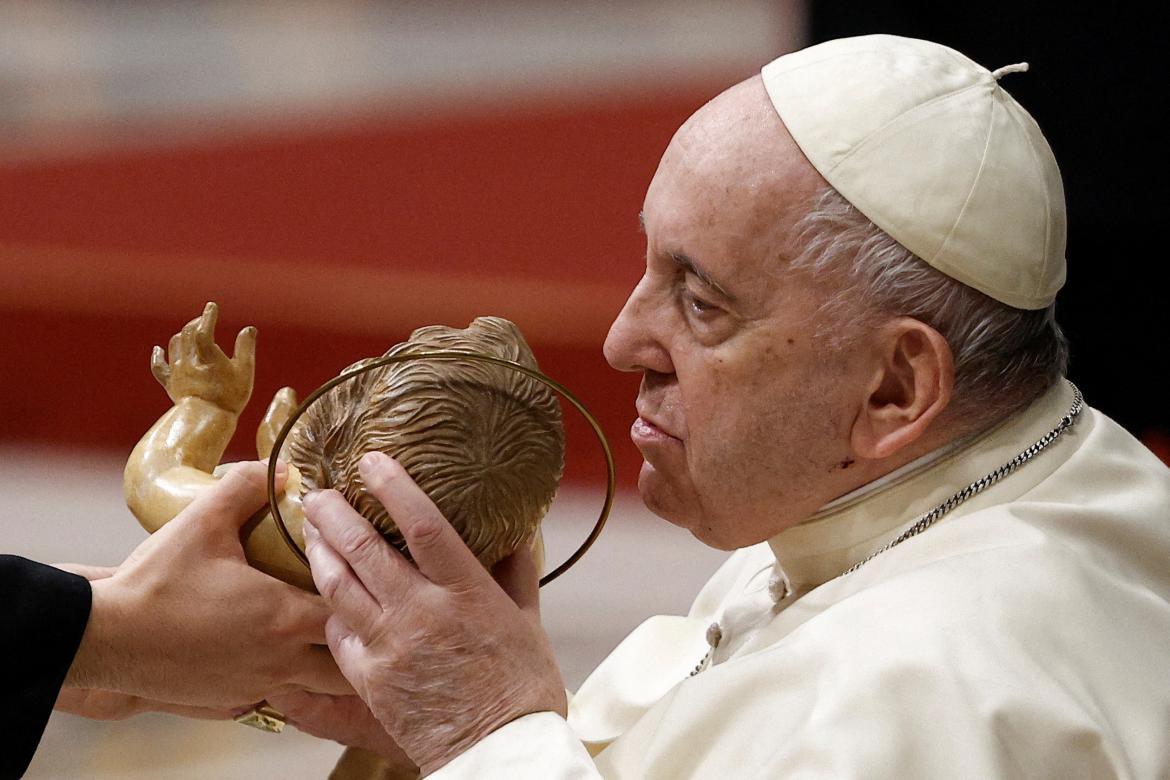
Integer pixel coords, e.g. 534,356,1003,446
284,316,565,568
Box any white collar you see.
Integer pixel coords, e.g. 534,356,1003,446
766,380,1079,592
814,428,981,516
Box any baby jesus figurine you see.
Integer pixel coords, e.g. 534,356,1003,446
123,302,565,778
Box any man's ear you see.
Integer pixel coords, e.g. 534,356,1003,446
851,317,954,460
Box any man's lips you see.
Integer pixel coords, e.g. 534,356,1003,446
631,415,682,445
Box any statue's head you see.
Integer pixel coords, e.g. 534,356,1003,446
284,316,565,568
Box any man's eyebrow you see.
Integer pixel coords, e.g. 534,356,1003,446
638,210,736,302
669,252,735,303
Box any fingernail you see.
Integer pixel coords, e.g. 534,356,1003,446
303,519,319,546
359,452,383,473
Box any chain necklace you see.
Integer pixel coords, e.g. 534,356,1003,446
690,382,1084,677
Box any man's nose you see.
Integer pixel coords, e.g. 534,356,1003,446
603,279,673,375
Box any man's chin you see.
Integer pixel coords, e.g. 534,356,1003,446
636,462,728,548
636,461,689,528
636,463,746,551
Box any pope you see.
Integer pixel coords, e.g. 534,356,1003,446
278,34,1170,778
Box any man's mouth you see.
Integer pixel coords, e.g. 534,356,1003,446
631,415,681,446
634,399,681,440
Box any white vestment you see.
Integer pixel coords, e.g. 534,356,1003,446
435,380,1170,779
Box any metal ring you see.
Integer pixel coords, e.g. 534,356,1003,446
234,702,287,733
265,349,615,587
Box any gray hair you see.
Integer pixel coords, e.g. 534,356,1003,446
791,186,1068,427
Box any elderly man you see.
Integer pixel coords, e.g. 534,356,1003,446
250,35,1170,777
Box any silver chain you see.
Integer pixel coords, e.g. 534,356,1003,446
690,382,1084,677
837,381,1083,579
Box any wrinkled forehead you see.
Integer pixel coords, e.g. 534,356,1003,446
646,77,830,295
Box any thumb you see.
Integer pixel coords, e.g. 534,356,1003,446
178,460,286,542
492,541,541,617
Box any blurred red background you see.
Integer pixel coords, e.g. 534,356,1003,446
4,1,1162,493
0,2,802,488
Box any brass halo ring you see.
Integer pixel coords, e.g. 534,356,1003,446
265,349,616,587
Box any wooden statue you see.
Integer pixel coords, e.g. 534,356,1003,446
123,302,565,778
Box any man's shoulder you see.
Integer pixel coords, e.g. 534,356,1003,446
774,531,1170,707
660,537,1170,779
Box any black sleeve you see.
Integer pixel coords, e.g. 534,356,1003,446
0,555,93,780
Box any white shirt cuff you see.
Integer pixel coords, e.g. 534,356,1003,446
429,711,600,779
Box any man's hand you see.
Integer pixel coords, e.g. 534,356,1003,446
66,461,352,709
303,452,567,776
151,301,256,414
52,563,241,722
266,690,415,771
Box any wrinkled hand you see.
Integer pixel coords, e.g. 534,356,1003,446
66,461,352,709
151,301,256,414
266,690,415,771
303,452,567,776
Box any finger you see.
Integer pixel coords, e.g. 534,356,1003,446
150,345,170,385
54,689,144,720
267,691,408,762
179,461,286,542
274,386,298,408
54,689,236,722
288,642,356,696
304,489,417,607
180,318,198,362
196,301,218,343
302,516,384,629
358,452,485,589
324,613,371,689
234,325,257,372
492,542,540,617
269,579,334,644
194,302,221,363
266,690,369,734
257,387,296,459
151,701,237,721
265,691,347,740
265,689,327,724
168,331,183,365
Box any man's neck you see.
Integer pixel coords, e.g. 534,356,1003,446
817,428,983,516
818,413,999,519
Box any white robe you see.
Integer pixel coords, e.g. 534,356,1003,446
435,380,1170,779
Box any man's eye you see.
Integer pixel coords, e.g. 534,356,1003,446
682,289,719,317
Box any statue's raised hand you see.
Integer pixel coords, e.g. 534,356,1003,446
151,302,257,414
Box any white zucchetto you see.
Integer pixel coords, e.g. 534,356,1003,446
762,34,1066,310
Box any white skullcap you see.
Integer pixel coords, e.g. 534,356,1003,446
761,34,1066,310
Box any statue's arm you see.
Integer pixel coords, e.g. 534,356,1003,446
256,386,298,460
124,303,257,532
125,399,239,532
